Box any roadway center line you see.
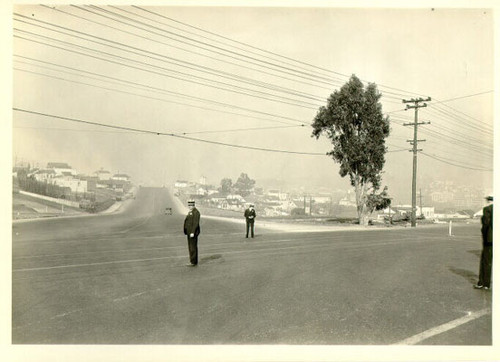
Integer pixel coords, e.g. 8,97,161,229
393,308,491,345
12,238,421,272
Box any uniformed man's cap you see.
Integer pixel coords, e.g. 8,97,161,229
188,200,195,206
485,196,493,201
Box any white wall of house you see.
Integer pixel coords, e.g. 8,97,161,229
32,172,56,182
112,175,130,181
227,194,244,201
52,179,88,193
95,171,111,181
312,196,331,203
50,167,77,176
418,206,435,219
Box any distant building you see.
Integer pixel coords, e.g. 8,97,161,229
94,168,111,181
199,176,207,186
174,180,189,188
29,169,56,182
267,189,288,201
47,162,77,176
312,195,331,204
419,206,435,219
51,178,88,193
227,194,245,202
196,187,207,196
338,190,356,207
112,174,131,182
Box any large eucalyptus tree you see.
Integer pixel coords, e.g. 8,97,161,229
312,75,391,225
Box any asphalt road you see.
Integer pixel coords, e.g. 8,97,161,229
12,187,492,345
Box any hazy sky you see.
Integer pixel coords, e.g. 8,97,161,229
11,2,495,202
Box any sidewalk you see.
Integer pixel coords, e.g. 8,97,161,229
202,214,389,233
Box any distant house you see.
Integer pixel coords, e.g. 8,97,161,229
94,168,111,181
312,195,331,204
51,178,88,193
206,188,218,196
60,171,74,180
196,187,207,196
419,207,435,219
390,205,435,219
30,169,56,182
376,207,397,220
227,194,245,202
112,174,131,182
47,162,77,176
174,180,189,188
434,212,469,220
338,198,356,207
267,189,289,200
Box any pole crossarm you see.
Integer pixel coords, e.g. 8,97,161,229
406,139,426,143
403,122,431,126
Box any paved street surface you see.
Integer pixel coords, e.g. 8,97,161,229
12,187,491,345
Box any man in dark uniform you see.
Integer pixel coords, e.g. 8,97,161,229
474,196,493,290
244,203,256,238
184,200,200,266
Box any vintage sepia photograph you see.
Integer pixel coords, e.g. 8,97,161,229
5,0,498,361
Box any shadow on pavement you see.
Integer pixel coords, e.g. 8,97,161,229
200,254,223,264
467,249,482,258
448,266,477,284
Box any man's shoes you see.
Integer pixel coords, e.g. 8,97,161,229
473,284,484,289
186,263,197,267
484,286,490,290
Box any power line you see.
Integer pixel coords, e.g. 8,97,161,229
421,152,492,171
13,108,326,156
14,28,321,111
14,66,306,128
32,5,491,116
13,124,304,135
15,13,329,105
15,7,492,163
86,5,357,86
39,4,341,92
390,114,493,155
433,91,493,104
70,5,341,87
131,5,350,82
14,55,308,126
66,5,409,101
425,105,493,136
131,5,427,99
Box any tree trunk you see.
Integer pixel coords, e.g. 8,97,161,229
354,177,369,226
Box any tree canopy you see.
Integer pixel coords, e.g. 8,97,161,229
219,178,233,195
233,173,256,197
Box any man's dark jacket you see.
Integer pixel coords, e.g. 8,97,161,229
184,208,201,236
481,204,493,246
244,208,256,223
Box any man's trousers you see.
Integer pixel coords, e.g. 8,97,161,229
187,236,198,265
478,245,492,288
246,221,254,238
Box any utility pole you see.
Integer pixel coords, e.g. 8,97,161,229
402,97,431,227
419,188,423,218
